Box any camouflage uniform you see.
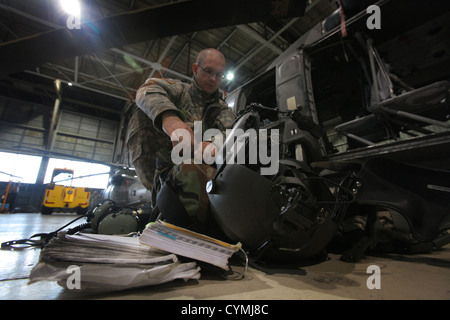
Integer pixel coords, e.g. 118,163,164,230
126,77,235,229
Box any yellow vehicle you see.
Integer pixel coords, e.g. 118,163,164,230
41,168,91,215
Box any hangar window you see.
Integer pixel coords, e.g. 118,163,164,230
0,152,42,184
0,151,110,189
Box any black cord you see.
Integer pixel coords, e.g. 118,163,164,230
1,215,86,250
65,222,91,235
52,215,86,234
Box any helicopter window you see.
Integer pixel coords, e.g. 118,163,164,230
309,9,450,156
52,172,74,187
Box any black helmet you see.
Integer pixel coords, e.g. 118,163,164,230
207,104,347,262
208,159,343,262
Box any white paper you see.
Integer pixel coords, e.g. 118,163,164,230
28,232,201,292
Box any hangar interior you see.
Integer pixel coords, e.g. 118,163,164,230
0,0,449,301
0,0,338,211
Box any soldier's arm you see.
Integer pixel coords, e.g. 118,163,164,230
161,111,194,147
135,78,185,131
135,78,194,146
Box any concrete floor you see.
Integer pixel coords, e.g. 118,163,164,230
1,212,449,301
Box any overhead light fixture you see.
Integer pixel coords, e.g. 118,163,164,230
226,72,235,81
59,0,81,18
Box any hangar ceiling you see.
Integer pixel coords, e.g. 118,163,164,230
0,0,337,123
2,0,448,168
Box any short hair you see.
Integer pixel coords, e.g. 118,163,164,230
196,48,225,65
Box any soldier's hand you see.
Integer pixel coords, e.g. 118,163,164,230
161,112,194,147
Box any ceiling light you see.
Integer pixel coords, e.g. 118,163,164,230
60,0,81,18
226,72,235,81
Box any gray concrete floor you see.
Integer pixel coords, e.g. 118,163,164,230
1,212,449,300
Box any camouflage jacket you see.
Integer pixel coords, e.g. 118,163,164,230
135,77,235,135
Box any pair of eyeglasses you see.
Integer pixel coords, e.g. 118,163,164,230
198,64,225,80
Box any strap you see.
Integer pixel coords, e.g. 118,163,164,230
339,0,347,37
291,110,324,139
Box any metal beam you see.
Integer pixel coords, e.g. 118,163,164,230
236,25,283,55
169,32,198,70
149,36,178,78
47,63,137,92
93,52,135,100
111,48,193,82
79,66,152,86
217,28,238,51
0,3,60,29
234,18,299,71
24,70,131,102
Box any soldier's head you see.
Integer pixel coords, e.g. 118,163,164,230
193,48,226,95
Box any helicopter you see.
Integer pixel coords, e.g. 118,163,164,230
224,0,450,169
208,0,450,261
106,0,450,212
93,0,450,261
99,167,152,213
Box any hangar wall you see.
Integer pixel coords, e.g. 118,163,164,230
0,95,119,164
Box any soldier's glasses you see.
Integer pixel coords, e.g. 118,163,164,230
198,65,225,80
